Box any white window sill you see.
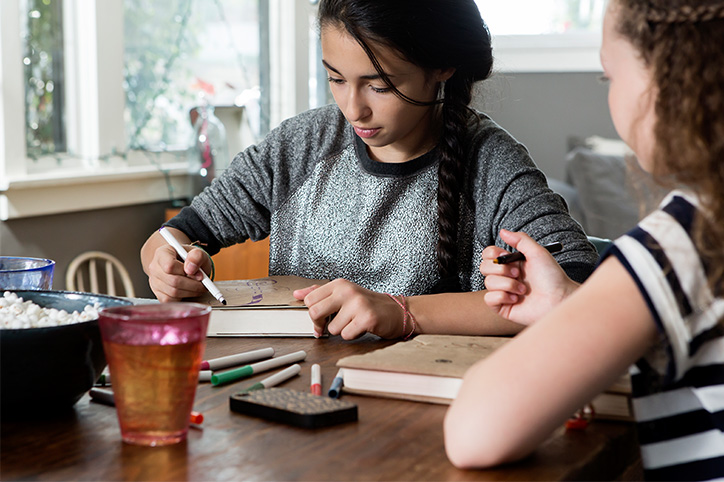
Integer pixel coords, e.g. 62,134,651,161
1,160,195,220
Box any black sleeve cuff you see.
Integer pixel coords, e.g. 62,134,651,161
163,206,223,256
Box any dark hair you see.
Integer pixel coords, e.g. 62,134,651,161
318,0,494,285
614,0,724,292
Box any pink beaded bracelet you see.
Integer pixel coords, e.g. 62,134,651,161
385,293,417,340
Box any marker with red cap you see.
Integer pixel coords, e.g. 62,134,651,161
89,388,204,425
311,364,322,396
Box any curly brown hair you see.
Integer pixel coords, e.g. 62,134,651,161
614,0,724,291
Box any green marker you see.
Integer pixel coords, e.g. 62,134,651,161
211,350,307,386
244,364,302,391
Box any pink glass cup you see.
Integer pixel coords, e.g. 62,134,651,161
98,303,210,446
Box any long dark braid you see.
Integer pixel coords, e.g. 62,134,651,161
319,0,493,285
436,74,478,280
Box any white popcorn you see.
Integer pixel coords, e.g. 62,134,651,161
0,291,100,329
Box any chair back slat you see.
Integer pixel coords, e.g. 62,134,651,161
105,261,117,296
65,251,135,298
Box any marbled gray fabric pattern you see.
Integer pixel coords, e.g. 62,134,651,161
269,144,440,294
167,104,598,295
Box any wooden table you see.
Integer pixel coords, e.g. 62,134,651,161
0,336,641,481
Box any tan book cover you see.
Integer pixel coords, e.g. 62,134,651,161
194,275,327,308
337,334,634,419
192,276,328,337
336,335,511,404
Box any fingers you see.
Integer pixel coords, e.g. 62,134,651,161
149,245,206,301
481,245,510,263
299,280,399,340
484,289,520,308
184,248,211,280
483,273,527,297
480,245,519,278
498,229,549,261
300,282,340,337
293,285,319,301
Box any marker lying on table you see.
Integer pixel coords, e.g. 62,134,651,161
158,226,227,305
328,368,344,398
493,242,563,265
311,364,322,396
211,350,307,386
94,373,111,387
201,347,275,371
89,388,204,424
243,364,301,392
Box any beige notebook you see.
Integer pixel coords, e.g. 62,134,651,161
193,275,327,337
336,334,510,404
337,333,634,420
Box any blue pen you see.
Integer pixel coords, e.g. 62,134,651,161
328,368,344,398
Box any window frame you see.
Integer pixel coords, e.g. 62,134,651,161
475,0,605,73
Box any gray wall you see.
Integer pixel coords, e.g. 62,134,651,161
475,72,619,181
1,73,617,296
0,201,176,298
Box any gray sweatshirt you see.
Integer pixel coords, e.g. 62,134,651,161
167,104,598,295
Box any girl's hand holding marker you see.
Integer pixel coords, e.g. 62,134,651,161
158,227,227,305
480,230,580,326
492,242,562,265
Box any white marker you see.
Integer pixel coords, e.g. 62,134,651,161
244,364,302,392
159,226,227,305
201,347,275,371
211,350,308,386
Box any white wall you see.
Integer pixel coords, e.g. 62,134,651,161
476,72,618,181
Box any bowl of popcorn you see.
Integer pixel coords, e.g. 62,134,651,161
0,290,132,416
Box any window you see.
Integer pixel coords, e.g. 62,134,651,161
124,0,262,151
1,0,316,220
474,0,606,72
22,0,66,158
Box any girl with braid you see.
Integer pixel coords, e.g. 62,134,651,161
446,0,724,478
141,0,598,340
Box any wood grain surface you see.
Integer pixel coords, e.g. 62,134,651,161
0,335,641,481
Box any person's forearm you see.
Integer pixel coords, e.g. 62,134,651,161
407,291,524,336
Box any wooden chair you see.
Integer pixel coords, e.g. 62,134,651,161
65,251,135,297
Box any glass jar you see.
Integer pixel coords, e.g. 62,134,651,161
188,105,229,190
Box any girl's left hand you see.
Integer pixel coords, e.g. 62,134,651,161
293,279,407,340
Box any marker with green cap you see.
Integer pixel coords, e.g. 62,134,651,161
211,350,307,386
244,364,301,391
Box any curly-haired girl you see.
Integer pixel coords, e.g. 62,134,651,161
447,1,724,479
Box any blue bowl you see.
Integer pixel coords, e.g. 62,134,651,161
0,256,56,290
0,290,132,417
